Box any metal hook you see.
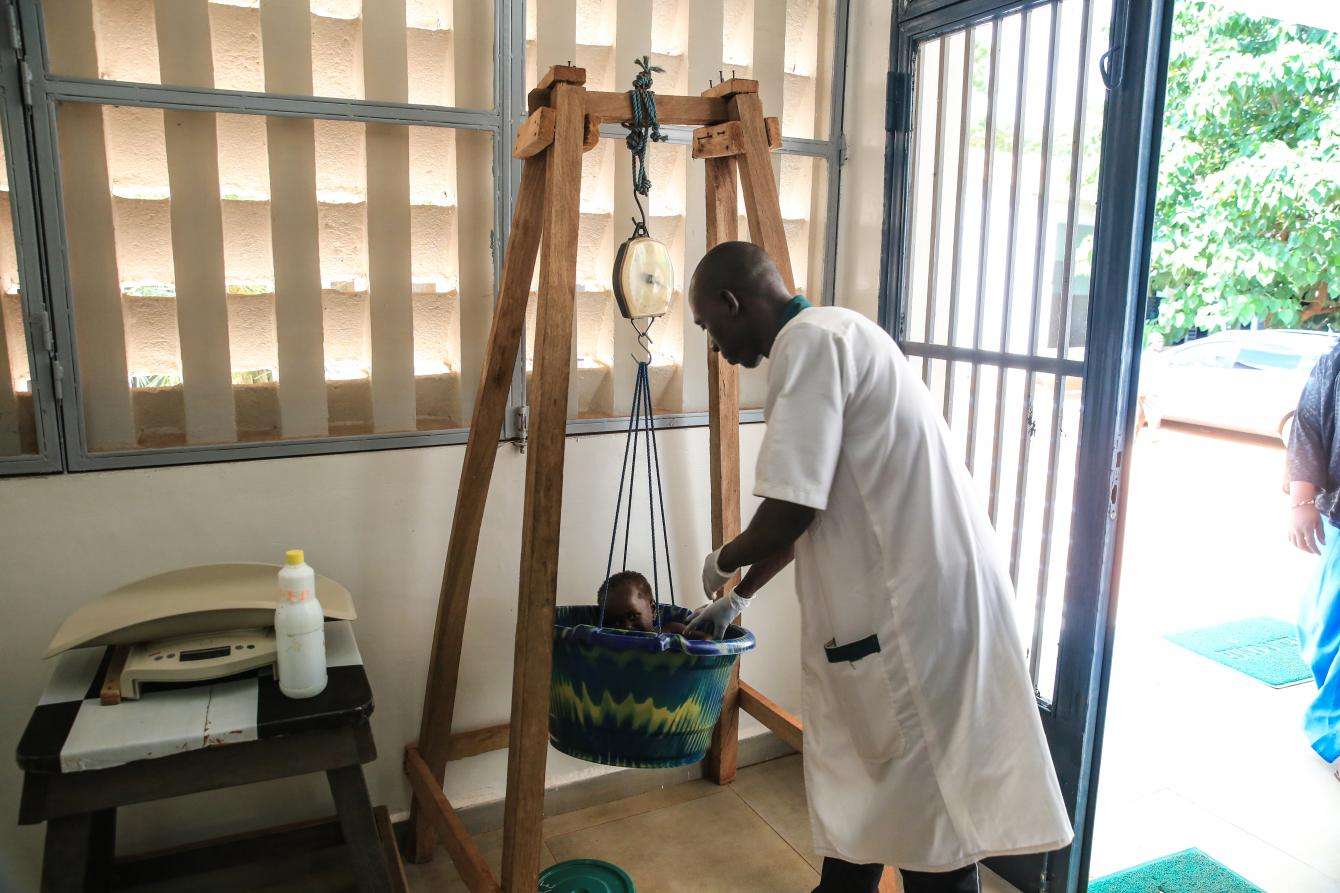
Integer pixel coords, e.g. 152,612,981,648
630,319,655,365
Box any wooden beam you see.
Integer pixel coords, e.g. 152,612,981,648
512,107,555,159
738,681,803,753
501,81,585,893
405,746,500,893
702,77,758,99
728,93,796,292
445,723,509,761
583,115,600,152
692,120,781,159
537,89,730,126
409,155,549,858
113,814,349,886
691,122,743,160
702,154,743,786
535,64,587,93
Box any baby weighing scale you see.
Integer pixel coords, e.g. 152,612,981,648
46,563,356,702
117,627,277,700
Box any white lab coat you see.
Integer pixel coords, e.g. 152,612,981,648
754,307,1074,871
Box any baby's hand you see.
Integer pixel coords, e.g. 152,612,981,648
663,620,715,641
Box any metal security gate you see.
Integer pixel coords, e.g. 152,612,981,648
881,0,1172,889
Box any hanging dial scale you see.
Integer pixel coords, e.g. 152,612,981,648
612,57,674,323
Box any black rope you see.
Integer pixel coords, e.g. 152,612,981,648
622,361,644,571
624,56,666,236
644,363,676,609
599,362,647,630
640,365,659,627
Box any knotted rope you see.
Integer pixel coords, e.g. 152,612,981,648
624,55,666,237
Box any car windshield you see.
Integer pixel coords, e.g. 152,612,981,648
1233,348,1302,371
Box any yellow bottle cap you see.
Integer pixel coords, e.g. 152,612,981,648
285,549,305,566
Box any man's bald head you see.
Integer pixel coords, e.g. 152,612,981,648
688,241,794,368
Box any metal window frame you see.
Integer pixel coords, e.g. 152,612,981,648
0,4,62,476
18,0,517,472
7,0,850,472
878,0,1171,890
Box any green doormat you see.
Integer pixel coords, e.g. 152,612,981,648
1166,617,1311,688
1090,848,1263,893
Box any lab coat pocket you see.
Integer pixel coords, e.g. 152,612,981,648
825,640,906,762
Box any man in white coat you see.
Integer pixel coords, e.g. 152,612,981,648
683,242,1074,892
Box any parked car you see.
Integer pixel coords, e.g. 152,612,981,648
1139,329,1340,442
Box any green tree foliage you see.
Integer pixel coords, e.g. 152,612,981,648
1147,2,1340,345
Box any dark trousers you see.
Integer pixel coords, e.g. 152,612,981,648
812,857,980,892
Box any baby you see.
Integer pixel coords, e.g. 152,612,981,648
598,571,715,640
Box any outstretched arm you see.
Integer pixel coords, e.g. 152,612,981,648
719,498,814,579
733,542,795,598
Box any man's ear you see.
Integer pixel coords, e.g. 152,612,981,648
720,289,741,316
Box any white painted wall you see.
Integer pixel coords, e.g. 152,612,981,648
0,425,803,889
0,4,896,886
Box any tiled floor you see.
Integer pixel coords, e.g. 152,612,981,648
140,754,1021,891
403,754,1020,892
1090,427,1340,892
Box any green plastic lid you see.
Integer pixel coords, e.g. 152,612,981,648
538,859,635,893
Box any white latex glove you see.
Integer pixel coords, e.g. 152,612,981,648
701,547,733,597
684,591,750,639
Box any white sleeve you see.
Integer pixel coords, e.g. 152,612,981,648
753,325,847,511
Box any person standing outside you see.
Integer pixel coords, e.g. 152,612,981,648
683,242,1073,892
1285,339,1340,780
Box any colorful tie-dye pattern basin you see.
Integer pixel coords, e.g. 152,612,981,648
550,605,756,768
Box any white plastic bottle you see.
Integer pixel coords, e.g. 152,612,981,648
276,549,327,698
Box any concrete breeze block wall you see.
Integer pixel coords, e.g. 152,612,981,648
41,0,488,449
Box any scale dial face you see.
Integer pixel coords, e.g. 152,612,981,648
613,236,674,320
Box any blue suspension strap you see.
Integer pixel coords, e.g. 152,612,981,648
598,355,677,631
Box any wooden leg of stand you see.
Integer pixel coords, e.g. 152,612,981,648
406,154,549,863
702,154,744,785
705,660,741,784
728,93,796,293
501,81,586,893
704,346,743,785
738,680,803,752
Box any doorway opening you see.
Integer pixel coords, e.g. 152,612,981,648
1090,2,1340,890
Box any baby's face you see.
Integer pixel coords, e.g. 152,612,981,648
603,584,655,632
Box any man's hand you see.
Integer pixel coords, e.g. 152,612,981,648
684,592,750,639
701,547,733,597
1291,504,1326,554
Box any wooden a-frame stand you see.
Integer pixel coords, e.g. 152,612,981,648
402,66,805,893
